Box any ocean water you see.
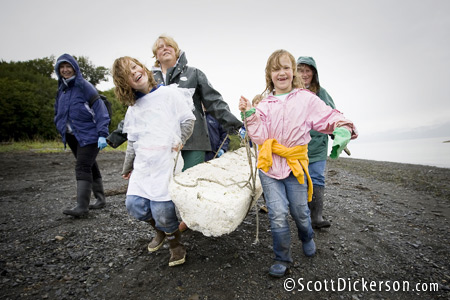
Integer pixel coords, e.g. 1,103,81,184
339,136,450,169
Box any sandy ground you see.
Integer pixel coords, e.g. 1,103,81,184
0,150,449,300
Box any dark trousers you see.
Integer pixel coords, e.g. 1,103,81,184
181,150,205,171
66,133,101,182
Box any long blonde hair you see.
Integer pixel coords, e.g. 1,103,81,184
263,50,304,95
111,56,157,106
152,35,181,67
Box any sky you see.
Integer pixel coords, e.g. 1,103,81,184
1,0,450,159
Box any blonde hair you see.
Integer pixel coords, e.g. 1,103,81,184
152,35,181,67
263,49,304,94
111,56,157,106
252,94,264,107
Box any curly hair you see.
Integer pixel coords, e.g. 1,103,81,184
152,35,181,67
111,56,157,106
263,50,304,95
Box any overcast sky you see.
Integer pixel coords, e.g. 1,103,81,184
1,0,449,139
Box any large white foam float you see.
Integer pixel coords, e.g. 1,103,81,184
170,147,262,237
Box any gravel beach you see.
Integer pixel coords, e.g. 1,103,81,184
0,150,449,300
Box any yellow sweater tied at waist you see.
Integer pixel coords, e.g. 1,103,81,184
257,139,313,202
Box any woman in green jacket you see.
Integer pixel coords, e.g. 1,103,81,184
297,56,335,229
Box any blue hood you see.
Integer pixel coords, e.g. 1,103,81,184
55,54,81,80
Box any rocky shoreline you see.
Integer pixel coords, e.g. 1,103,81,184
0,150,449,299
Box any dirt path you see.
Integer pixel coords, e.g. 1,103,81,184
0,151,449,299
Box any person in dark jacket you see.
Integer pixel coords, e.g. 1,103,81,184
152,34,242,169
107,34,242,169
54,54,110,217
296,56,335,229
205,112,229,161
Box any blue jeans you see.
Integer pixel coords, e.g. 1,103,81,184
308,160,326,187
126,195,179,233
259,171,314,265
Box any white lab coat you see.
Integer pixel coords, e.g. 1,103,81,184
123,85,195,201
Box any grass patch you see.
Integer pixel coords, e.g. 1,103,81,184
0,140,127,153
0,135,240,153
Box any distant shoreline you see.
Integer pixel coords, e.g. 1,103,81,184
328,156,450,200
335,155,450,170
343,136,450,169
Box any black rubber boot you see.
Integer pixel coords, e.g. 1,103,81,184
309,185,331,229
89,177,106,209
63,180,91,217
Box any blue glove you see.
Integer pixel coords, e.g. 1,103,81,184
330,127,351,159
239,128,246,139
217,149,225,157
98,137,107,150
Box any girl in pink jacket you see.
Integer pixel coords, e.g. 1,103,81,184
238,49,357,278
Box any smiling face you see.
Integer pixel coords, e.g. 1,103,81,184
155,38,177,69
59,62,75,79
271,54,294,95
297,64,314,88
127,59,149,94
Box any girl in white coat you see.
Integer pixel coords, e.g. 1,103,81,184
112,56,195,267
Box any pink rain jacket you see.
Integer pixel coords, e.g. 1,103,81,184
245,89,358,180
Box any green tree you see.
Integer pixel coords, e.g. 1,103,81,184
0,58,57,141
101,88,127,132
0,56,55,79
74,56,110,87
0,56,118,142
22,56,55,78
0,76,57,141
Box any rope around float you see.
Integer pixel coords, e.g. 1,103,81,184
172,119,261,243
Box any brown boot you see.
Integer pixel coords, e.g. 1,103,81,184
166,230,186,267
147,219,166,252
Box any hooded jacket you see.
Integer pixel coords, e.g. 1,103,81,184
152,51,242,151
296,56,335,163
54,54,110,147
245,88,357,181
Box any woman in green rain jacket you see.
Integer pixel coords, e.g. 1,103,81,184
297,56,335,229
